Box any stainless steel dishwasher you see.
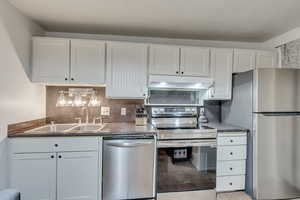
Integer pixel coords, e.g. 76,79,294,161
103,135,156,200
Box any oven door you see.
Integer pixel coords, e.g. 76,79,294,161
157,139,216,194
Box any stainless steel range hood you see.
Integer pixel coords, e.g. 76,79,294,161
148,75,213,90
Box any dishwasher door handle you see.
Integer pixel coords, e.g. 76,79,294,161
106,141,153,148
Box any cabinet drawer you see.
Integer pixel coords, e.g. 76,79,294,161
217,160,246,176
10,137,99,153
54,137,99,152
216,175,245,192
217,146,246,161
218,136,247,146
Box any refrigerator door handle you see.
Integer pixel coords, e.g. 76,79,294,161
258,112,300,116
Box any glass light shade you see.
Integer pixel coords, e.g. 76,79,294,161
73,94,84,107
88,93,100,107
56,92,66,107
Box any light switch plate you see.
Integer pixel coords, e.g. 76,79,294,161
101,107,110,116
121,108,126,116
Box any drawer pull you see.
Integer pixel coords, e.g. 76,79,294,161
54,144,58,147
230,152,233,155
58,155,62,159
50,155,54,159
230,167,233,170
229,182,233,186
230,140,234,143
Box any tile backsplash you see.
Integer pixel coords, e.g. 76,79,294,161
46,86,143,124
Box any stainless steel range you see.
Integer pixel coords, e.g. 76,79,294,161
150,107,217,199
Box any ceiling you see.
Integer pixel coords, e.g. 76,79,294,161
8,0,300,42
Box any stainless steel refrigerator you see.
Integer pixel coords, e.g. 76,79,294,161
222,68,300,200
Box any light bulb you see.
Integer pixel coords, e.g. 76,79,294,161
56,92,66,107
73,94,83,107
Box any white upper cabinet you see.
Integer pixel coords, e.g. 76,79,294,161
32,37,70,83
106,42,148,98
10,153,56,200
233,49,256,73
208,48,233,100
32,37,106,85
180,47,210,77
57,152,98,200
70,39,105,85
233,49,278,73
149,45,180,75
255,50,277,68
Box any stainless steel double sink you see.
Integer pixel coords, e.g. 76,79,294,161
25,123,106,133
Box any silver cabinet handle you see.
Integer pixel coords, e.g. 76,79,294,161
106,141,153,148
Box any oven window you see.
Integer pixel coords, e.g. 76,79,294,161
158,146,216,193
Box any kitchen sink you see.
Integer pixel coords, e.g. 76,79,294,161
66,124,106,132
25,124,77,133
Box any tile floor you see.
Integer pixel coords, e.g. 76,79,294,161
217,192,300,200
217,192,252,200
159,191,300,200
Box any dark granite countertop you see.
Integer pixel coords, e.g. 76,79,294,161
204,122,249,132
8,123,157,138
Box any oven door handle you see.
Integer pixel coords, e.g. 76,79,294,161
157,140,216,148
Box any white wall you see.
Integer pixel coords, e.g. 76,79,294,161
0,0,46,189
0,0,44,77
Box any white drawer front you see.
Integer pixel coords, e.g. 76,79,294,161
216,175,245,192
217,160,246,176
54,137,99,152
10,138,55,153
217,146,246,161
218,136,247,146
10,137,99,153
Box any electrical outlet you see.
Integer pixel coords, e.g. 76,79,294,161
121,108,126,116
101,107,110,116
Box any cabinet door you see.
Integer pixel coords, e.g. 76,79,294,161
209,48,233,100
233,49,255,73
32,37,70,83
180,47,210,77
10,153,56,200
256,50,277,68
57,152,98,200
106,42,148,98
149,45,180,75
70,39,105,85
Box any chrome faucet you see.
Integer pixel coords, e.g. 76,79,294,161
75,118,82,124
93,117,103,124
82,107,89,124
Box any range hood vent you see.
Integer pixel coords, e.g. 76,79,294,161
149,75,213,90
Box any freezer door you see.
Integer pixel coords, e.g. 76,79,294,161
253,114,300,200
254,69,300,112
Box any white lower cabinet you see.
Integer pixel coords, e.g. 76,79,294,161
11,153,57,200
9,137,100,200
216,175,245,192
216,131,247,192
217,145,247,161
217,160,246,176
57,152,99,200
